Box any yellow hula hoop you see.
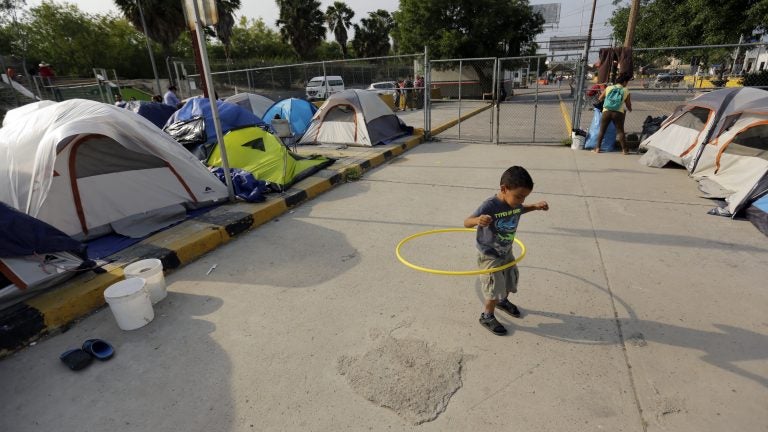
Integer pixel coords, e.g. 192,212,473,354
395,228,526,276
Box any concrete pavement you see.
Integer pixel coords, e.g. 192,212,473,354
1,134,766,431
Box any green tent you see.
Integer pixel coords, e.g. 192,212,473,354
207,127,334,189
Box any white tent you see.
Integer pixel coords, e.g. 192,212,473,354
225,93,274,119
639,87,767,170
690,96,768,215
299,89,411,147
0,99,228,240
2,100,56,127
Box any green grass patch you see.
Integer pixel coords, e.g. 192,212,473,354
119,87,152,101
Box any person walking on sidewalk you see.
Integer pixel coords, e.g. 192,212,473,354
594,74,632,154
464,166,549,336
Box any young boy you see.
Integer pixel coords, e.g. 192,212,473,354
464,166,549,335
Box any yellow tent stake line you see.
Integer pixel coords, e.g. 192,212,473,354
395,228,526,276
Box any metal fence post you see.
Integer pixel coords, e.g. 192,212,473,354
458,60,463,140
491,57,498,142
495,58,501,144
424,45,429,138
322,61,328,99
533,56,540,142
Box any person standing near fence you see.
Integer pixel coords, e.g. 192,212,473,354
404,76,414,111
38,62,61,101
594,74,632,155
414,75,424,109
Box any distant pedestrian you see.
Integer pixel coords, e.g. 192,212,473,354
152,94,162,103
594,74,632,155
114,94,126,108
402,76,414,111
393,79,402,111
38,62,60,101
414,75,425,109
163,85,180,107
464,166,549,335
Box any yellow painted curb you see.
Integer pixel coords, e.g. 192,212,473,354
557,93,573,136
430,104,492,136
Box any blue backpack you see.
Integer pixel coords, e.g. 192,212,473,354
603,85,625,111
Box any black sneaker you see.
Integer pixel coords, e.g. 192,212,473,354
496,300,521,318
479,314,507,335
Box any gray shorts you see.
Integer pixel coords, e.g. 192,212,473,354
478,252,519,300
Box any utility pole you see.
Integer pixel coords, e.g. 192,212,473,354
624,0,641,48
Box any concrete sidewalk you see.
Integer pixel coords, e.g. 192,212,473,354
0,137,765,431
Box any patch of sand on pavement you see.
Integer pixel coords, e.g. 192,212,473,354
338,336,464,425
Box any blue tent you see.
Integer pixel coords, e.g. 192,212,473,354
262,98,317,138
163,97,265,146
124,101,177,129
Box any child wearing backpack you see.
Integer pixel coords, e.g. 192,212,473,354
594,74,632,154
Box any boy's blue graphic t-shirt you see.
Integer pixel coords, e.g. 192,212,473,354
471,196,523,257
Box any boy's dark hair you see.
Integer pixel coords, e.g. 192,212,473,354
617,73,631,84
500,166,533,190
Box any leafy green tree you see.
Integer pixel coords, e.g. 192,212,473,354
610,0,765,47
211,16,293,61
275,0,326,60
325,1,354,58
392,0,543,58
351,9,393,58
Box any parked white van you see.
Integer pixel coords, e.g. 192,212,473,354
305,75,344,100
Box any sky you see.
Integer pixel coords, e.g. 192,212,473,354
27,0,618,49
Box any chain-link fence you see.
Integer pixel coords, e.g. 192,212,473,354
495,54,580,144
427,57,497,142
182,54,426,107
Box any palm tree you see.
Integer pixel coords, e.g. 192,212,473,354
276,0,326,60
325,1,354,58
351,9,393,58
113,0,240,60
213,0,242,60
113,0,185,61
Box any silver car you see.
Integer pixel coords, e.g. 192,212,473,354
367,81,398,96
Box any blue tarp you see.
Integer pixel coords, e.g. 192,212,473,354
124,101,177,129
164,97,265,144
584,108,617,151
0,202,83,258
262,98,317,138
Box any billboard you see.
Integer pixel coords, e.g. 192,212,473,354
549,36,588,52
532,3,561,27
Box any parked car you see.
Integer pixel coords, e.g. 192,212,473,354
654,71,685,83
305,75,344,100
366,81,398,96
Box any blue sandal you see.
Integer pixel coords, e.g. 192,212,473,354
82,339,115,361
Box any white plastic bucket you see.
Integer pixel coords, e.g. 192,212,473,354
124,259,167,304
104,278,154,330
571,133,585,150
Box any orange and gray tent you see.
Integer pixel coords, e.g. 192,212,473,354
638,88,768,230
639,87,767,170
299,89,412,146
0,99,228,241
690,93,768,218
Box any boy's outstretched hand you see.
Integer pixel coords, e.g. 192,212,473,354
476,214,492,227
534,201,549,211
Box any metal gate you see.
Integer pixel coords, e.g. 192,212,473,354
495,54,581,144
427,54,581,144
427,57,497,143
